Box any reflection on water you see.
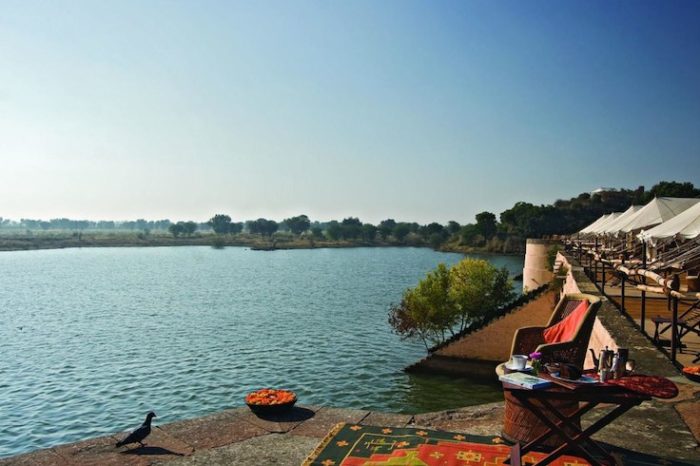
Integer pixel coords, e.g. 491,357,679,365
0,246,522,457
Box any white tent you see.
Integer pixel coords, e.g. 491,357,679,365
579,214,612,234
638,201,700,243
617,197,700,233
599,205,644,235
583,212,623,235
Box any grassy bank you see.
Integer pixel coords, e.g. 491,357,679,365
0,230,525,254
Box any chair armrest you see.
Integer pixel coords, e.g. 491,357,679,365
511,326,546,356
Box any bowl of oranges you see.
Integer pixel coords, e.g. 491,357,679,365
245,388,297,415
682,366,700,383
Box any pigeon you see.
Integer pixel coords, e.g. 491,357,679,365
116,412,156,448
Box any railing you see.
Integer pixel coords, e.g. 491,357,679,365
566,240,699,365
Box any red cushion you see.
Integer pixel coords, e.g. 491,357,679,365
543,301,589,344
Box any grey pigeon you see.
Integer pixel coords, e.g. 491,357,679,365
116,412,156,448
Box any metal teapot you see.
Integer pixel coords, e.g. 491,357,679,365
589,347,615,371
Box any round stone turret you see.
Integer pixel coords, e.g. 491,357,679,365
523,239,553,292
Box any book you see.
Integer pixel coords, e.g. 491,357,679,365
499,372,553,390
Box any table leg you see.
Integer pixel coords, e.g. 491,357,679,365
540,399,615,464
519,400,598,453
516,396,602,466
510,442,522,466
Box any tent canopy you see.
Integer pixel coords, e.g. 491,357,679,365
618,197,700,233
579,214,612,234
582,212,623,235
599,205,644,235
639,202,700,242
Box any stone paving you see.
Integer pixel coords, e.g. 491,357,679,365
2,380,698,466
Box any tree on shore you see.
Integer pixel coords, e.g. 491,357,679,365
248,218,279,237
284,215,311,235
181,221,197,236
208,214,232,234
169,223,184,237
378,219,396,240
389,258,514,349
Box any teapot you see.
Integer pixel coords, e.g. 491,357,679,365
589,347,615,371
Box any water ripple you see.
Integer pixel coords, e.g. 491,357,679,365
0,247,522,458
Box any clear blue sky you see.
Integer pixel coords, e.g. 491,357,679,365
1,0,698,224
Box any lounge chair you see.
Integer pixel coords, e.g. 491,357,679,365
652,297,700,354
509,293,602,369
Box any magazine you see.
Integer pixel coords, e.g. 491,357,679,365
499,372,553,390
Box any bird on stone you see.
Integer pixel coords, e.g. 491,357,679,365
115,411,156,448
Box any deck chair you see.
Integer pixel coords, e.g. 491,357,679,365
652,298,700,353
510,293,602,369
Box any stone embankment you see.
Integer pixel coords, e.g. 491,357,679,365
2,389,698,466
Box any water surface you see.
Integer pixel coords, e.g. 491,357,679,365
0,246,523,457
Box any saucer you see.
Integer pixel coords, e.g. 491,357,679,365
504,362,533,372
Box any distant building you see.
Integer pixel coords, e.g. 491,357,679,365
591,187,617,195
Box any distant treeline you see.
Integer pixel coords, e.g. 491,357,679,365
2,181,697,253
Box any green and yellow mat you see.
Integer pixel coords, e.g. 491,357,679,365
302,423,696,466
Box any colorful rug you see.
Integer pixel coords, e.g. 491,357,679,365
302,423,589,466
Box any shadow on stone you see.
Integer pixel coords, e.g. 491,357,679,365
120,445,184,456
249,406,315,423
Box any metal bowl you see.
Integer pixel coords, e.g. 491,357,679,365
246,398,296,415
682,368,700,383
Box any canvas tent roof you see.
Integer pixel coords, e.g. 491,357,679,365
618,197,700,233
638,201,700,242
582,212,623,235
599,205,644,234
579,214,612,234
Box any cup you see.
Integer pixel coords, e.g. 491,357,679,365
510,354,528,370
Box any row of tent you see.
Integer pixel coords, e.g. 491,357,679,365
578,197,700,243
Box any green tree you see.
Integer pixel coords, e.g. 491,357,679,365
341,217,363,240
645,181,700,202
249,218,278,237
325,221,342,240
284,215,311,235
447,220,461,235
475,212,497,239
459,224,481,246
362,223,378,242
449,258,515,331
208,214,232,235
388,264,456,349
389,258,514,349
378,219,396,240
168,223,184,237
181,221,197,236
393,223,411,242
230,222,243,234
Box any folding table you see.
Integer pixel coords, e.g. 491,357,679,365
502,375,651,466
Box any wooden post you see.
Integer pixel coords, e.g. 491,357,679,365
641,242,647,334
593,238,599,287
671,294,679,363
620,256,625,314
601,260,606,295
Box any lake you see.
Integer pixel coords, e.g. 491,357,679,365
0,246,523,458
